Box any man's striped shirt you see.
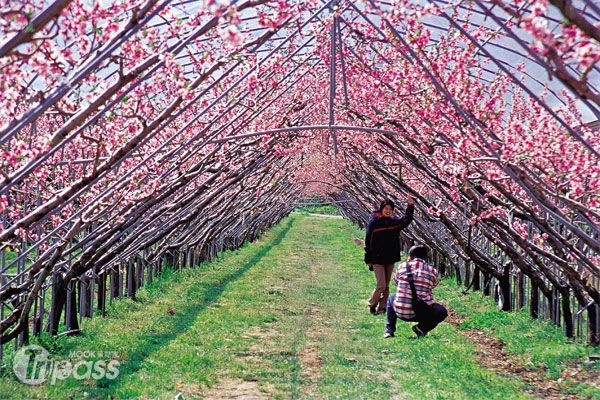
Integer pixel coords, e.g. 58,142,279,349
392,258,439,319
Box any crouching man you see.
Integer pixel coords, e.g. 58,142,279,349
384,244,448,338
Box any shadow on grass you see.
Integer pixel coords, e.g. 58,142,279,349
84,218,295,397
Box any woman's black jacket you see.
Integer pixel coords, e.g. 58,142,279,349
364,204,414,264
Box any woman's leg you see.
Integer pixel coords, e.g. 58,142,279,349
377,263,395,311
368,264,386,311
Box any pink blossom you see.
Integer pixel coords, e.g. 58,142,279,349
219,25,243,48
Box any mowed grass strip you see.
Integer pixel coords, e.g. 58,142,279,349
437,280,600,398
0,214,593,399
0,217,296,399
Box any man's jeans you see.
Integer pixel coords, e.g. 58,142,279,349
385,294,448,335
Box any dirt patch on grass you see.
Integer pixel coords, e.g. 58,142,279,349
558,362,600,391
241,325,280,355
176,326,279,400
175,382,203,398
350,236,364,247
446,310,588,399
199,378,274,399
193,325,282,399
192,325,279,399
297,304,325,397
299,344,323,380
446,308,468,325
378,372,408,400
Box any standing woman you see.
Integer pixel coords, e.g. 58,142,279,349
364,194,415,314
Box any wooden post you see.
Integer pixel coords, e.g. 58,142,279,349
47,273,67,335
147,261,153,285
589,303,600,346
84,277,93,318
464,260,471,291
530,281,539,319
439,259,446,277
19,329,28,347
472,267,481,291
483,272,491,296
165,251,175,268
78,279,85,321
499,262,512,311
98,272,106,317
551,288,560,325
35,290,44,336
136,256,143,290
118,265,124,297
66,281,80,335
110,268,119,301
180,250,186,270
455,261,462,285
517,272,525,310
19,301,29,345
127,259,136,299
561,290,574,338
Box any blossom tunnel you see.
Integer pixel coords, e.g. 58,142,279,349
0,0,598,359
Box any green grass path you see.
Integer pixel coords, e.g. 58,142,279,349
1,214,597,399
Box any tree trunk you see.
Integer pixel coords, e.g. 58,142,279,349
499,263,512,311
32,294,43,336
589,303,600,346
110,268,120,300
561,290,574,338
66,282,80,335
530,281,539,319
20,322,29,346
455,262,462,285
127,259,136,299
472,267,481,291
483,272,491,296
165,251,176,268
465,261,471,291
98,273,106,317
84,277,93,318
439,260,446,277
517,272,525,309
47,275,67,335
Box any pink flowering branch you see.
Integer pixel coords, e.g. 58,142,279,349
0,0,72,59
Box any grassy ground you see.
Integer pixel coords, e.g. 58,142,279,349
438,281,600,397
0,214,597,399
293,204,340,215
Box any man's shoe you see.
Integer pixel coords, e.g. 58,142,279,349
383,331,394,338
369,305,377,315
412,325,426,337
